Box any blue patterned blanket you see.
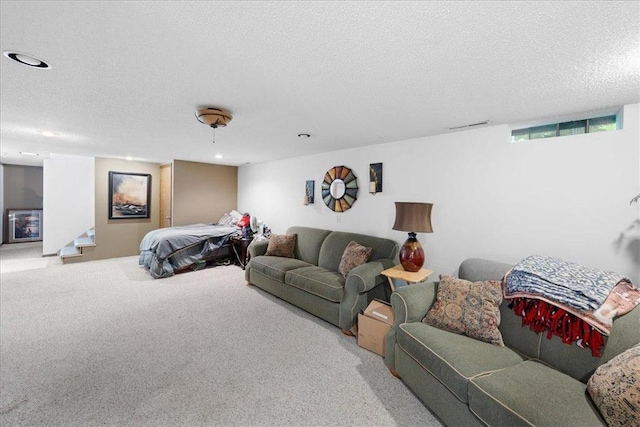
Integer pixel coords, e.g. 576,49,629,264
504,255,629,311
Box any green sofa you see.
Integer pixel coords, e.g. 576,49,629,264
245,226,398,333
384,258,640,427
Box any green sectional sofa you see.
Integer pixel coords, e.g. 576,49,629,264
384,258,640,427
245,226,398,333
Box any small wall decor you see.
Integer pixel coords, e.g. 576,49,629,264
322,165,358,212
7,209,43,243
304,180,315,205
108,171,151,219
369,162,383,194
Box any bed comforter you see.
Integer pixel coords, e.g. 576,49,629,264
139,223,239,278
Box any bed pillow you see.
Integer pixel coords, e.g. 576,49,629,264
338,241,372,278
264,234,297,258
587,344,640,427
217,212,235,226
423,275,504,346
229,210,243,222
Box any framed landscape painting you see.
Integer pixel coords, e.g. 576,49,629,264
108,171,151,219
7,209,43,243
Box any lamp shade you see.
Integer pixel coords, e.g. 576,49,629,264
392,202,433,233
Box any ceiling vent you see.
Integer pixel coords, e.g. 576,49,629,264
448,120,491,131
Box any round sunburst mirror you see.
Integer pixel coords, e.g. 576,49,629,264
322,166,358,212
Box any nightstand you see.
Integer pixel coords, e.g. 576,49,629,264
231,236,252,269
381,264,434,292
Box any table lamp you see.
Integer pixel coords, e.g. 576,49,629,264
392,202,433,272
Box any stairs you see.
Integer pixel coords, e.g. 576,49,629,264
60,228,96,263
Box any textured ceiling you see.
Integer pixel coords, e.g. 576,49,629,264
1,1,639,167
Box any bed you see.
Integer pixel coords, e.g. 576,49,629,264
139,223,241,278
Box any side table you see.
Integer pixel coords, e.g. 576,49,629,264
231,236,252,270
381,264,433,292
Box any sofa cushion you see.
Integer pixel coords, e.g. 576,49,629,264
318,231,397,272
423,275,505,346
338,241,372,278
469,360,605,427
249,256,312,282
285,266,345,303
396,322,525,403
286,226,332,265
264,234,297,258
587,344,640,427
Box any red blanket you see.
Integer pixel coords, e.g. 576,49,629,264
504,280,640,357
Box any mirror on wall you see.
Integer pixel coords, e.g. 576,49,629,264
322,166,358,212
330,179,346,199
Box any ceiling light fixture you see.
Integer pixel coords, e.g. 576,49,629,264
298,133,311,138
20,151,39,156
41,131,57,137
3,51,51,69
215,154,223,159
195,107,232,144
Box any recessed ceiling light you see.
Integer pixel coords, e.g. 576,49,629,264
3,51,51,69
20,152,39,156
297,133,311,138
215,154,223,159
41,131,57,137
125,156,133,161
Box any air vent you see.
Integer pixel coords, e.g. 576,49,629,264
448,120,491,130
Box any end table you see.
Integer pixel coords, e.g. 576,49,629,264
381,265,434,292
231,236,252,269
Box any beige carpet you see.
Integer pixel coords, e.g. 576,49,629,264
0,242,61,274
0,246,442,426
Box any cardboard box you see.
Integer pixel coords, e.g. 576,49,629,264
357,299,395,356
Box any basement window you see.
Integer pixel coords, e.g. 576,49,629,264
511,115,617,142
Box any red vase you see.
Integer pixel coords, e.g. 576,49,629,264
399,232,424,272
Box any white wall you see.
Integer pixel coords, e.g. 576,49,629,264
43,154,95,255
239,103,640,283
0,163,3,244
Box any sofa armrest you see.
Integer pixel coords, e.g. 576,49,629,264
338,258,395,331
248,240,269,258
392,281,437,324
384,281,438,372
345,258,396,293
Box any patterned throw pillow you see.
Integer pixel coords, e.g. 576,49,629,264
264,234,297,258
338,241,373,278
587,344,640,427
423,275,504,346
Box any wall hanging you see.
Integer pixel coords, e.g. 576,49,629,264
304,180,315,205
369,162,383,194
322,166,358,212
108,171,151,219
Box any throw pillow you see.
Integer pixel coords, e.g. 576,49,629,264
587,344,640,427
338,241,373,278
423,275,504,346
264,234,297,258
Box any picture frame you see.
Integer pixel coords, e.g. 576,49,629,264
108,171,151,219
7,209,43,243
